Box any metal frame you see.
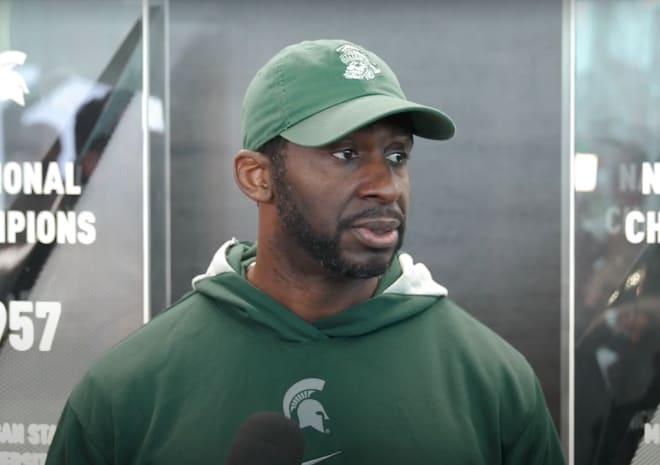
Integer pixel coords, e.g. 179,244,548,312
561,0,575,462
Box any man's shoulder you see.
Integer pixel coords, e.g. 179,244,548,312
71,291,218,398
58,291,227,460
419,298,552,440
427,297,538,387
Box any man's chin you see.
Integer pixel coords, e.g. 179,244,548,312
332,253,395,279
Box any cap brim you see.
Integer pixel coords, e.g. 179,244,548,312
280,94,455,147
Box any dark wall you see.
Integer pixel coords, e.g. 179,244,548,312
168,0,563,428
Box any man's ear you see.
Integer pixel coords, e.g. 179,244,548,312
233,149,273,203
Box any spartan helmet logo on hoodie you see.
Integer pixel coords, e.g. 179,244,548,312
283,378,331,434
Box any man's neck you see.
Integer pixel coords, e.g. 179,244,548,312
245,258,379,322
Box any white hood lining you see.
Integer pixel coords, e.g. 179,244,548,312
192,239,448,297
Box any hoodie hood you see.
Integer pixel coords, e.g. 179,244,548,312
191,239,447,342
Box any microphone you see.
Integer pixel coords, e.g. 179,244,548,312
225,411,305,465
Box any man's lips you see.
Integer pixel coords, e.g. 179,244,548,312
350,218,401,233
349,218,401,249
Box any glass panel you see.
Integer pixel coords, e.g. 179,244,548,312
0,0,167,459
573,2,660,464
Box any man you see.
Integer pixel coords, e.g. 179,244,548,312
46,39,565,464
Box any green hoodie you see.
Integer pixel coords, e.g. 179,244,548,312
46,239,565,465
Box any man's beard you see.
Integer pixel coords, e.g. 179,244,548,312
271,165,405,279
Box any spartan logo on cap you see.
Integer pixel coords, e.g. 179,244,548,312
336,44,381,81
283,378,331,434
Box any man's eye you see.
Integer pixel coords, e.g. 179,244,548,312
385,152,408,165
331,149,358,160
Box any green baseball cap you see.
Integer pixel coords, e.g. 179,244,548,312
241,39,455,151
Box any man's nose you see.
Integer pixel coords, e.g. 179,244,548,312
357,156,404,204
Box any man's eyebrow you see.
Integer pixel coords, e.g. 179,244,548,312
323,139,353,149
381,124,413,140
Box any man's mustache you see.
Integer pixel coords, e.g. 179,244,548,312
338,207,406,231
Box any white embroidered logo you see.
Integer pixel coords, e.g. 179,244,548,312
336,44,381,81
0,51,29,107
283,378,331,434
